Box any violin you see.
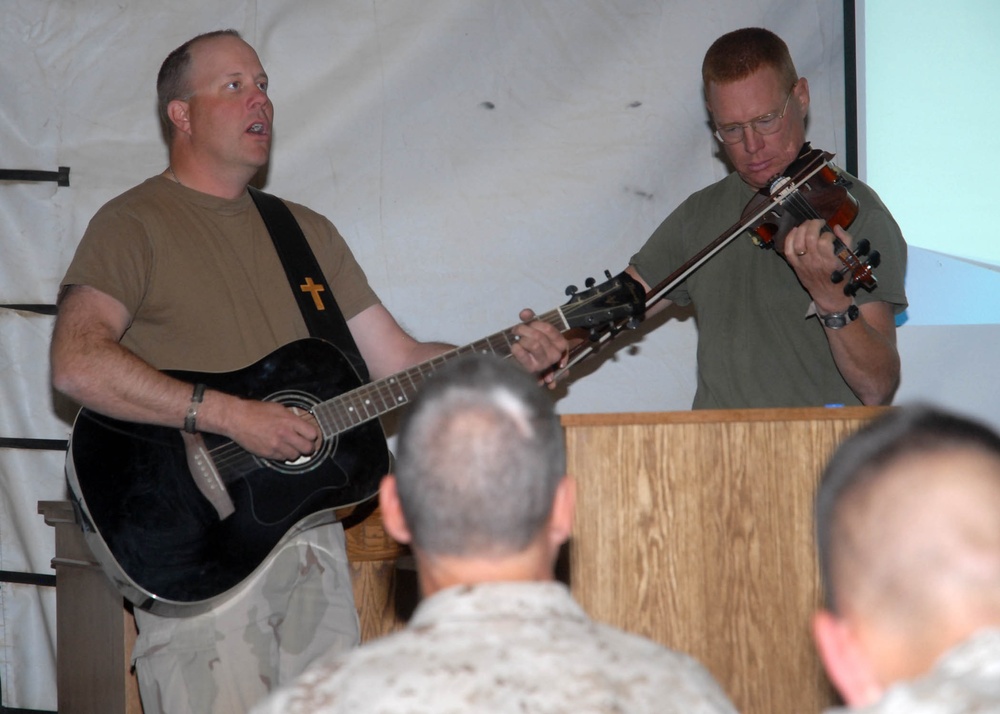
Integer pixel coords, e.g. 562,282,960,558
552,144,883,377
741,143,880,295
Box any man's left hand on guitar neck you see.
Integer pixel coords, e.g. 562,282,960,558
514,308,570,386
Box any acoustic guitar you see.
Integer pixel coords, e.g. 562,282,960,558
66,271,644,616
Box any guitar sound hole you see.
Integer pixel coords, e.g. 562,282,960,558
259,389,336,475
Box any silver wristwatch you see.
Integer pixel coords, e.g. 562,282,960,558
818,302,860,330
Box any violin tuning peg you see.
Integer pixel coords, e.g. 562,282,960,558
565,284,578,296
585,277,596,288
855,238,871,256
844,282,859,297
868,251,881,269
830,270,845,284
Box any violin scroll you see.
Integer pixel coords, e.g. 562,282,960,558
831,239,881,296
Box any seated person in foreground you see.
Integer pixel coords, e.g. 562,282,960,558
250,355,738,713
812,405,1000,713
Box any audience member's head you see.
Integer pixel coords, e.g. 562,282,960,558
813,405,1000,706
379,354,574,594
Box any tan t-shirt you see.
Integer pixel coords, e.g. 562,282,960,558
62,176,379,373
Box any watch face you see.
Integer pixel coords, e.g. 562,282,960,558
822,303,858,329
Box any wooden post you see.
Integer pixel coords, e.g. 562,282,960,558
38,499,411,713
38,500,143,714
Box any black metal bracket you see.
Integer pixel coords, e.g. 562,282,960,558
0,437,68,451
0,167,70,187
0,304,58,316
0,570,57,588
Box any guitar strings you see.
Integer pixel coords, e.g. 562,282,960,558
199,311,558,473
782,185,823,223
200,293,614,478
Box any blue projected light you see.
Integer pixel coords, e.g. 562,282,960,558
861,0,1000,326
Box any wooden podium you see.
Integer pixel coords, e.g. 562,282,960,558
42,406,879,714
563,407,882,714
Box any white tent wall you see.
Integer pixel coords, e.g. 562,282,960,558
0,310,63,712
1,1,997,710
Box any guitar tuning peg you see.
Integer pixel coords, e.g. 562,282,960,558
585,277,596,288
626,317,640,330
588,327,602,342
565,284,578,296
608,321,629,338
604,269,613,279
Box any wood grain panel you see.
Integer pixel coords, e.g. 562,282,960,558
40,500,143,714
562,408,884,714
343,502,415,641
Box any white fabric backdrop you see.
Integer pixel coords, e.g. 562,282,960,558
3,1,991,710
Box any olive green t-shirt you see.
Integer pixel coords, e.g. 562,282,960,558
62,176,379,373
630,169,908,409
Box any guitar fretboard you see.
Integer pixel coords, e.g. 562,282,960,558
312,307,566,437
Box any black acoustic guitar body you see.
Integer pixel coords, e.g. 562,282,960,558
67,339,388,615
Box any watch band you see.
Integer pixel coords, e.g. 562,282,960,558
184,383,207,433
817,301,859,330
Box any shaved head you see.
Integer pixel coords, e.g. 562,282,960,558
831,448,1000,622
815,406,1000,680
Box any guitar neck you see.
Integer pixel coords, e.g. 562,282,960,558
312,307,567,437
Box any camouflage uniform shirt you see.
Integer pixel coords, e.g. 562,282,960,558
250,580,738,714
824,628,1000,714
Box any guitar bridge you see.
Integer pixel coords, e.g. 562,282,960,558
182,431,236,520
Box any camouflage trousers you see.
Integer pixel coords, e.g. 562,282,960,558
132,523,360,714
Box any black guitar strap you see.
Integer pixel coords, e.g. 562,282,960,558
248,187,370,382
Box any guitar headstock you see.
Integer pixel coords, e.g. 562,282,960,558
560,270,646,335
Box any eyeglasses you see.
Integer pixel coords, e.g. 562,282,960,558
713,87,794,145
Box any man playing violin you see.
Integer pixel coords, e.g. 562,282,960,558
626,27,907,409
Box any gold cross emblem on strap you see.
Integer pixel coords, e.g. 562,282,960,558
299,277,327,311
